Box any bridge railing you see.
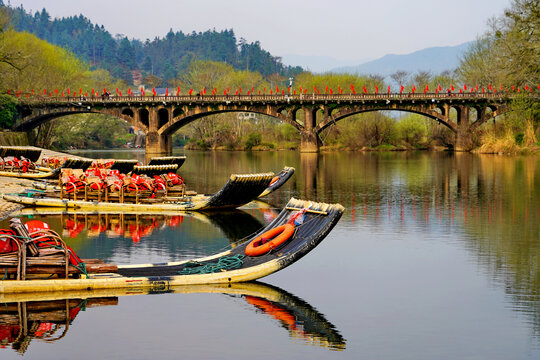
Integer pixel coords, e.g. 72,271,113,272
16,91,534,105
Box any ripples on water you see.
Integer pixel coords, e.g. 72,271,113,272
0,150,538,359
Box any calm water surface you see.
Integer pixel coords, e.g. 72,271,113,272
1,150,538,359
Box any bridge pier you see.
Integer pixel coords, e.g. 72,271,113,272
145,131,171,157
300,107,320,153
145,108,172,157
455,106,473,151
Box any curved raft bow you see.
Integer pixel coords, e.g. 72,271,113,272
0,198,344,293
2,173,275,212
0,282,345,352
258,166,295,198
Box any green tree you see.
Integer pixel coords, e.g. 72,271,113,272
457,0,539,148
0,94,16,128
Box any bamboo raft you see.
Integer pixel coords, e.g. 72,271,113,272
4,173,275,211
29,166,294,202
258,166,295,198
0,198,344,293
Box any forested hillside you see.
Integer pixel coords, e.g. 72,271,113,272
1,1,302,85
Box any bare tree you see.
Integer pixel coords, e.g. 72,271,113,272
390,70,409,89
413,71,432,88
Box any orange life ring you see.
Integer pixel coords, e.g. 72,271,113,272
245,224,295,256
269,176,280,186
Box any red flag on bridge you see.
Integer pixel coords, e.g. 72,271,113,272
55,89,58,95
166,88,169,96
329,89,333,94
43,89,47,95
451,85,454,91
152,88,157,96
363,85,367,94
189,89,193,95
489,84,492,91
270,90,273,95
400,85,404,94
464,84,467,90
388,85,390,94
351,84,355,94
276,86,279,93
459,89,462,94
177,86,180,95
375,85,379,94
325,86,328,93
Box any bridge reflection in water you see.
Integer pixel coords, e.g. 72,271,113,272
0,282,346,354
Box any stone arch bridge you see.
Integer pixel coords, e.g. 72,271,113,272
13,92,523,155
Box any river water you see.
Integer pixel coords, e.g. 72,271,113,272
1,150,538,359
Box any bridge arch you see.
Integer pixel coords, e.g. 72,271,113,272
14,108,145,133
157,108,169,128
314,106,456,134
158,107,304,137
138,108,149,129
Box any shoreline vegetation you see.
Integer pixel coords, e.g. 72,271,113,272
0,1,538,156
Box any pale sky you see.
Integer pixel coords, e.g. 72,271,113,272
6,0,511,61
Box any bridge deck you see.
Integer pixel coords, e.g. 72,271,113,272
16,92,530,106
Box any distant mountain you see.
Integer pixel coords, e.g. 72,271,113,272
331,42,472,76
281,54,373,74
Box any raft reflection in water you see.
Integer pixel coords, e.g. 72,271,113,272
10,206,278,244
0,282,346,353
